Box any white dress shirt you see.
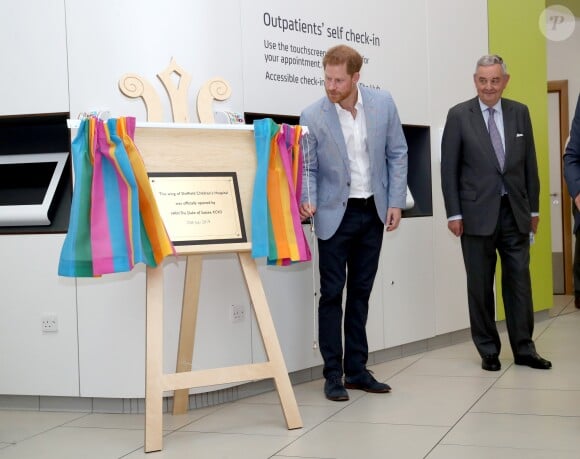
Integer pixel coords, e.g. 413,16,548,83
335,91,372,199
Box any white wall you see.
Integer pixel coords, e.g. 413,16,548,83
547,17,580,129
0,0,487,398
65,0,245,121
0,0,69,115
239,0,430,124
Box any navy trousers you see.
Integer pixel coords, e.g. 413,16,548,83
317,197,384,379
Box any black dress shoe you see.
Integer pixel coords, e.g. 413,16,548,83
324,376,349,401
514,353,552,369
575,296,580,309
481,354,501,371
344,370,391,393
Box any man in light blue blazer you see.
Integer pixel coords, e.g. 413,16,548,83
299,44,408,401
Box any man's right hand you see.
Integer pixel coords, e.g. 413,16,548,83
448,219,463,237
299,203,316,222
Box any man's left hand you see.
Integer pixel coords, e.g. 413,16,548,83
531,215,539,234
385,208,402,232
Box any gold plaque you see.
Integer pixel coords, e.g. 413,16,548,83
149,172,246,245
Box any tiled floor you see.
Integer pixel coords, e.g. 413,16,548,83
1,297,579,458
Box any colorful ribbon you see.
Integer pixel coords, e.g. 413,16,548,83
58,116,175,277
252,119,311,265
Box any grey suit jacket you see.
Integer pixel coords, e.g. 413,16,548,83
441,97,540,236
300,85,408,240
563,94,580,232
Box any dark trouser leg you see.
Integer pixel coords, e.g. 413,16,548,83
460,233,501,357
318,224,349,379
343,209,383,377
497,199,535,356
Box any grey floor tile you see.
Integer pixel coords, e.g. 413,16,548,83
401,354,507,377
179,403,338,437
427,444,580,458
423,339,476,359
442,412,580,453
331,373,494,426
0,411,88,443
63,408,218,431
495,357,580,390
472,387,580,416
0,426,144,459
278,420,448,459
236,378,365,407
123,431,292,459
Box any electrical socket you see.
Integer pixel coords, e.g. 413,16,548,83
41,314,58,333
230,304,245,323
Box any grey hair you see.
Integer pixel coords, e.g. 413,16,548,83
475,54,508,75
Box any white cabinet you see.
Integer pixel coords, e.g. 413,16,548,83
76,269,147,398
254,257,323,373
382,218,436,347
76,254,255,398
0,0,69,115
0,234,78,395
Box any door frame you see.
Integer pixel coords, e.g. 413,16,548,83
548,80,572,294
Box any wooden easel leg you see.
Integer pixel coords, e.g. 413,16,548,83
173,255,202,415
237,253,303,430
145,265,165,452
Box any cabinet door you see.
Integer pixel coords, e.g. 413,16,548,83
0,0,69,115
0,234,78,395
382,217,436,347
254,256,323,373
77,254,256,398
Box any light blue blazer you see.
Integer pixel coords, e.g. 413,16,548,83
300,85,408,240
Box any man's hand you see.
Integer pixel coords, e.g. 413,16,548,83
299,203,316,222
448,219,463,237
531,215,539,234
385,208,402,232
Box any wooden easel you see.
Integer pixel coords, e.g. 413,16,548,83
136,124,302,453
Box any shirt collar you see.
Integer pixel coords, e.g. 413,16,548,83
478,98,502,115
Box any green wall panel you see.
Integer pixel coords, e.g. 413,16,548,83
488,0,553,315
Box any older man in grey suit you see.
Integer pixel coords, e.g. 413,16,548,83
299,44,408,401
441,54,551,372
